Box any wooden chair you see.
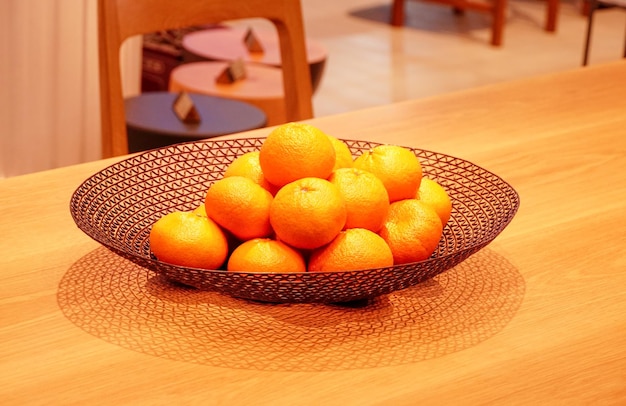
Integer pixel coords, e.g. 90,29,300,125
98,0,314,158
390,0,560,46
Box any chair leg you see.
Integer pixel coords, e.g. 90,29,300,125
582,0,597,66
391,0,405,26
623,16,626,58
491,0,506,46
546,0,559,32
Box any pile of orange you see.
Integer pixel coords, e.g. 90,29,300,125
149,122,452,273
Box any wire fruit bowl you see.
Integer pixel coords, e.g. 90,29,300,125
70,138,520,304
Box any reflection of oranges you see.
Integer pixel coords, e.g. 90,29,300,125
227,238,306,273
417,178,452,227
223,151,278,195
149,211,229,269
354,145,422,202
327,135,354,170
379,199,443,265
328,167,389,232
270,177,347,250
309,228,394,272
259,122,336,188
204,176,273,241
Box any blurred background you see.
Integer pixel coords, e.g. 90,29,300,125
1,0,623,178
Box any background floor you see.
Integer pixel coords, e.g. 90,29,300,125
297,0,626,117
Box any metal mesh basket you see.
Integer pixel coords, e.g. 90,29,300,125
70,138,520,303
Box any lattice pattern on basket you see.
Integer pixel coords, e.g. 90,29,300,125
70,138,519,303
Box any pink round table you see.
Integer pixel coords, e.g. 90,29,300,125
182,27,327,93
169,61,287,126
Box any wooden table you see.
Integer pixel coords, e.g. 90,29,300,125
2,61,626,405
169,61,287,126
182,27,328,92
125,92,267,153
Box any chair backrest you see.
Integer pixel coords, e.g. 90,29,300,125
98,0,314,157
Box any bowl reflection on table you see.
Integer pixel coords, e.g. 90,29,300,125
69,138,520,304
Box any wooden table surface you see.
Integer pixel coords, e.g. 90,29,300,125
2,61,626,405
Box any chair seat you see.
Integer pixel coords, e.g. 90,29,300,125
125,91,267,153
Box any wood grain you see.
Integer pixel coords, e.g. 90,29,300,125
1,61,626,405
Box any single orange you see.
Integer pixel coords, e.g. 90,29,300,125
149,210,229,269
192,203,207,217
353,144,422,202
227,238,306,273
204,176,273,241
416,177,452,227
328,167,389,232
327,135,354,170
379,199,443,265
223,151,279,195
308,228,394,272
270,177,347,250
193,203,241,254
259,122,336,188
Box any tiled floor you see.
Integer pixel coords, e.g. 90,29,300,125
297,0,626,117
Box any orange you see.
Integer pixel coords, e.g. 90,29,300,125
192,203,207,216
379,199,443,265
353,144,422,202
416,177,452,227
191,204,242,257
328,167,389,232
223,151,279,195
204,176,273,241
259,122,336,188
270,177,347,250
308,228,394,272
327,135,354,170
149,210,229,269
227,238,306,273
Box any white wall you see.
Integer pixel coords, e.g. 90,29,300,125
0,0,141,179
